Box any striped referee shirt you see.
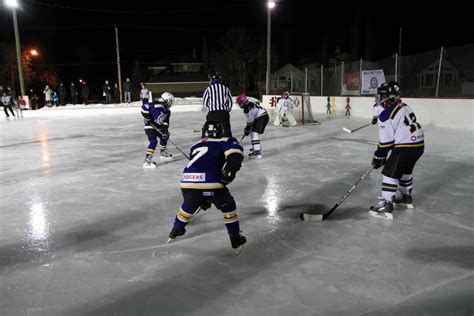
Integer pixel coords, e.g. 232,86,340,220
203,82,233,112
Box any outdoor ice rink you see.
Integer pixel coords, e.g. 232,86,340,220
1,106,473,315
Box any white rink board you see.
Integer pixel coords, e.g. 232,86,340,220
263,95,474,130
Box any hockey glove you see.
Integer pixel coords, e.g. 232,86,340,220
159,129,170,141
221,163,237,184
371,155,386,169
371,117,378,125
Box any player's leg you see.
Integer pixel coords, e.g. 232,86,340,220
159,136,172,158
394,150,423,208
168,189,203,240
212,188,246,249
369,152,403,220
143,129,158,168
286,111,297,126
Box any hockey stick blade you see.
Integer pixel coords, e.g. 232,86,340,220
342,127,352,133
300,166,374,221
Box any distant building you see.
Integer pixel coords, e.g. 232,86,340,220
145,55,208,98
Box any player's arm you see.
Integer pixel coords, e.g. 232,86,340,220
372,120,395,169
221,139,245,184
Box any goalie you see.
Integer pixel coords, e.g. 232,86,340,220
273,91,297,127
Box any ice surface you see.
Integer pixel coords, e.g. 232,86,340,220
1,108,473,315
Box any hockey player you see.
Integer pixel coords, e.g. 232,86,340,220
273,91,297,127
141,92,175,168
369,81,424,220
168,121,247,252
236,94,269,159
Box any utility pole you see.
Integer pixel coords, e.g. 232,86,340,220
115,25,123,103
12,8,25,96
398,27,402,85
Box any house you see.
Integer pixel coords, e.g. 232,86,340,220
144,55,209,98
270,63,305,93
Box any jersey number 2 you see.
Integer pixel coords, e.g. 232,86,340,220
187,147,208,168
404,113,421,133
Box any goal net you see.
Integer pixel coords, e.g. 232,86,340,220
291,92,317,124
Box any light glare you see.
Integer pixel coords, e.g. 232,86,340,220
6,0,19,8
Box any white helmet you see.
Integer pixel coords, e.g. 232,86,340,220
161,92,175,108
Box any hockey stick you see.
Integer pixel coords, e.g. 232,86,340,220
167,138,190,160
149,123,190,160
239,134,246,142
342,123,371,134
300,166,374,221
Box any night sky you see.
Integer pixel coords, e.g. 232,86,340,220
1,0,473,91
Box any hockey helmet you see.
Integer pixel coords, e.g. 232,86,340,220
281,90,290,99
377,81,400,108
161,92,175,108
236,94,249,108
202,121,224,139
209,72,223,80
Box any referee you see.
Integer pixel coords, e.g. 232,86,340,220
203,72,233,137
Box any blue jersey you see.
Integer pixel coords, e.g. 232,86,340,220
141,102,171,130
181,137,244,189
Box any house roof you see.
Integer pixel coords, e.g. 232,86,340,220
148,72,209,83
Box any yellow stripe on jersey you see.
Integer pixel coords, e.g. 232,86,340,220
141,110,150,114
389,105,402,120
180,183,224,189
378,143,394,148
394,143,424,148
223,211,239,223
224,148,244,158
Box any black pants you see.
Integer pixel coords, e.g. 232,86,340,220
382,148,424,179
3,104,15,117
252,114,269,134
206,110,232,137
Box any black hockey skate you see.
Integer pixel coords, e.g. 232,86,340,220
369,199,393,220
248,150,262,159
143,157,157,168
230,234,247,255
167,226,186,243
394,193,414,209
160,149,173,159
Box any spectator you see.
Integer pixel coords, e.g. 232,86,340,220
81,81,89,105
43,85,53,107
2,90,16,120
113,83,120,103
53,91,60,107
123,77,132,103
140,83,150,105
58,83,67,106
103,80,112,104
28,88,38,110
70,83,78,105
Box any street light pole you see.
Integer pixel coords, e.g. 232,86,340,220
265,1,275,95
10,4,26,97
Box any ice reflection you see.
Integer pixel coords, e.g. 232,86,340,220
27,199,51,250
263,176,281,224
38,125,51,175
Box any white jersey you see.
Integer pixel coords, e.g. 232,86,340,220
276,97,295,113
377,101,424,154
244,97,267,123
372,103,383,118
